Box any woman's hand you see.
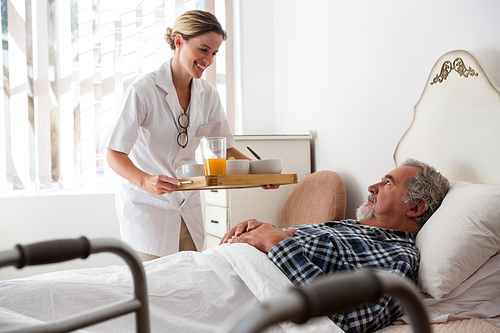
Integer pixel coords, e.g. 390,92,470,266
261,184,280,190
220,219,264,244
142,174,180,195
106,149,179,195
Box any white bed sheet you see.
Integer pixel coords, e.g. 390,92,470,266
0,243,341,333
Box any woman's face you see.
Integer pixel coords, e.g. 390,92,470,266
176,31,224,79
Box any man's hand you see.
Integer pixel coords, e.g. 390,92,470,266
220,219,264,244
226,222,296,254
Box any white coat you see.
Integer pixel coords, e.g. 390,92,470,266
104,59,235,256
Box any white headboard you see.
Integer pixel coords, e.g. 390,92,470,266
394,50,500,185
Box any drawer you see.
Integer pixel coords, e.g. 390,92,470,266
204,205,228,238
204,189,228,207
204,234,221,250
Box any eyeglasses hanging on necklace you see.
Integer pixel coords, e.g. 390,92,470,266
177,109,189,148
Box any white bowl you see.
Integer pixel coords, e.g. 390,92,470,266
249,158,283,174
226,159,250,175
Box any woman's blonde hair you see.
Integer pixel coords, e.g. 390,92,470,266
164,10,227,51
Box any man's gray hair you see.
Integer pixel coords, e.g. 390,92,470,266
400,158,450,229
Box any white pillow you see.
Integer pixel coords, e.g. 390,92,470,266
416,181,500,300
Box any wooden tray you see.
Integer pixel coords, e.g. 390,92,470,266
175,174,297,191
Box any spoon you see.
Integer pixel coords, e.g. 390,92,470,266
247,146,262,160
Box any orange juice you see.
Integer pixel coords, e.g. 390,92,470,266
203,158,226,175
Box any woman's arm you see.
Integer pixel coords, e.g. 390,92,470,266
106,148,179,195
226,147,251,160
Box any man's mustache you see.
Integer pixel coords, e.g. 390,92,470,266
368,194,377,204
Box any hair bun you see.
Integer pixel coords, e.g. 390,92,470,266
164,27,175,50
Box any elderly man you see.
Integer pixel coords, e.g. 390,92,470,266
221,158,450,333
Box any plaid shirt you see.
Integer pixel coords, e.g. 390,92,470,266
268,220,419,333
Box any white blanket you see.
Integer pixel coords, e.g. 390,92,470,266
0,243,341,333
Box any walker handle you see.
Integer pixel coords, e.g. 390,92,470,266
14,236,91,268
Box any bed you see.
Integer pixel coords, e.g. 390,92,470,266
1,49,500,333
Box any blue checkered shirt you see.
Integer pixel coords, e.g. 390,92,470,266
268,220,419,333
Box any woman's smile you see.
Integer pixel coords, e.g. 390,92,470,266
195,61,207,70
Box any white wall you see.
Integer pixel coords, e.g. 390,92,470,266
0,191,122,280
234,0,276,134
237,0,500,217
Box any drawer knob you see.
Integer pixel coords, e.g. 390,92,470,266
210,219,219,224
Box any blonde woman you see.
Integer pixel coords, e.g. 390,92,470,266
104,10,249,261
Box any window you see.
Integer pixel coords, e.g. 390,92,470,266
0,0,233,192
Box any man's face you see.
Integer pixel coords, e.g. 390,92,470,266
357,166,422,231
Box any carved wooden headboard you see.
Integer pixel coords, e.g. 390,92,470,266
394,50,500,185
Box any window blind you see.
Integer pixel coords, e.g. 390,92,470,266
0,0,230,192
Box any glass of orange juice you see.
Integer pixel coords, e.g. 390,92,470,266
200,137,226,175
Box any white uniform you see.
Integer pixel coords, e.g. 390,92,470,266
104,59,235,256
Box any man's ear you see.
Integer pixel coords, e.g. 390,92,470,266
407,200,427,218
